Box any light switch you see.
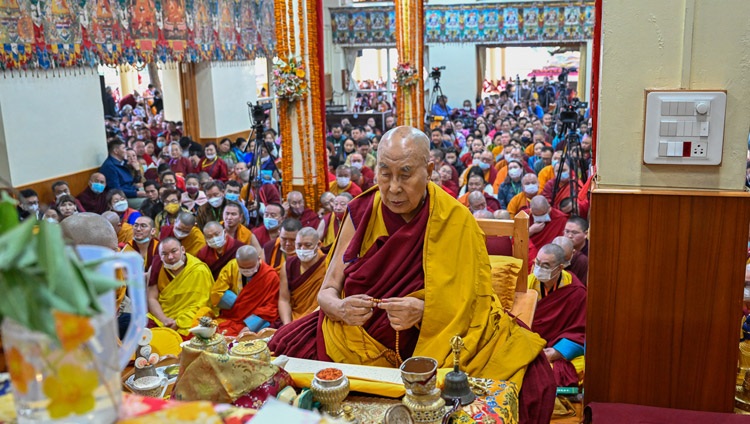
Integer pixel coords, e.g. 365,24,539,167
700,121,709,136
644,91,725,165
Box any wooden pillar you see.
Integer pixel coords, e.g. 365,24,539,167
275,0,328,207
394,0,425,128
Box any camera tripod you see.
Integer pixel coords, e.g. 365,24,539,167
550,111,588,217
426,76,447,121
242,101,272,226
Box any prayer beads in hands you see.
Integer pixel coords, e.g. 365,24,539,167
379,297,425,331
336,294,375,327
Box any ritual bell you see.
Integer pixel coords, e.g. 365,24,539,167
441,335,476,406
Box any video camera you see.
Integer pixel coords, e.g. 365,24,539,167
559,97,589,125
247,101,273,125
430,66,446,80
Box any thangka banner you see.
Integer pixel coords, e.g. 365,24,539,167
330,2,595,46
0,0,275,70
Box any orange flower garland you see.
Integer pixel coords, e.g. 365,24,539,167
395,0,425,128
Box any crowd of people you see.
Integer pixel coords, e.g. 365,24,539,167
12,83,599,422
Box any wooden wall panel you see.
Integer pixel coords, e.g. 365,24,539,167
15,167,99,205
585,189,750,413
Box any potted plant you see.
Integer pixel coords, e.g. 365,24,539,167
0,191,146,423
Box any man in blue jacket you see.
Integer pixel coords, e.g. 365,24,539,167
100,139,146,206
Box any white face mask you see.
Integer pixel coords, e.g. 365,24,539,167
533,264,557,282
295,249,317,262
113,200,128,212
26,203,39,212
208,197,223,208
337,177,350,187
206,153,216,160
173,228,189,239
351,161,363,169
163,257,185,270
533,213,551,223
239,265,259,278
508,168,523,179
207,233,226,249
524,184,539,195
134,236,151,244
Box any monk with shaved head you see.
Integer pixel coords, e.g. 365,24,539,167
528,243,587,389
122,215,160,273
278,227,326,325
271,126,555,422
528,195,568,252
158,211,206,256
147,236,214,336
203,245,280,336
197,221,245,279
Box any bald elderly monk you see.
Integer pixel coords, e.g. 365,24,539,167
102,211,133,248
278,227,326,325
528,244,586,388
122,215,160,273
61,213,128,338
264,218,301,274
286,191,321,229
159,212,206,257
197,221,245,279
507,173,541,216
552,236,588,285
147,237,214,337
270,126,555,423
473,209,514,256
528,195,567,254
206,246,280,336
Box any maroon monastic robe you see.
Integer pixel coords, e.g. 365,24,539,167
529,208,568,250
196,236,244,279
532,274,586,387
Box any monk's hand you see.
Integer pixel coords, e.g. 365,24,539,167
529,222,546,235
162,317,177,329
543,347,562,362
337,294,374,327
379,297,424,331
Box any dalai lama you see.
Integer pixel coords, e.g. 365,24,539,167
270,126,555,423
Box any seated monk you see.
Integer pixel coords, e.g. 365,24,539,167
197,221,245,279
466,190,501,214
529,195,567,253
286,191,321,229
317,193,352,254
507,173,541,216
147,237,214,337
264,218,301,274
159,212,206,257
122,215,160,275
528,244,586,387
457,174,501,211
102,211,132,248
223,201,264,260
252,202,284,247
329,165,362,197
278,227,326,325
552,236,588,285
205,246,280,336
541,160,589,217
270,126,555,423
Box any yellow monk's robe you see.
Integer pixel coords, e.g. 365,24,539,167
285,253,326,320
117,222,134,245
233,224,254,245
147,253,214,336
159,225,206,257
538,165,555,191
322,183,547,386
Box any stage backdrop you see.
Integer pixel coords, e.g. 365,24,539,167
0,0,275,70
330,1,595,47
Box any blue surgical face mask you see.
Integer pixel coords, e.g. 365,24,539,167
263,217,279,230
91,182,105,194
478,162,490,171
552,160,559,168
225,193,239,202
157,141,165,149
561,171,570,180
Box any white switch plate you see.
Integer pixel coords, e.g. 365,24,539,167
643,90,726,165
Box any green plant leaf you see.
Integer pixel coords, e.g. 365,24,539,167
0,218,35,267
0,192,19,235
37,222,79,296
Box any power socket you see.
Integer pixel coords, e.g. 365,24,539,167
691,141,707,158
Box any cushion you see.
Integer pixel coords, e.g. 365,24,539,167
489,255,523,310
